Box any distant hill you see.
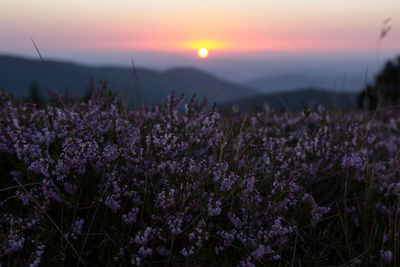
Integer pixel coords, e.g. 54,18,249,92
225,88,358,112
0,55,257,106
245,73,364,93
0,55,362,111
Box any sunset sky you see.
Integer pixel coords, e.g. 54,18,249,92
2,0,399,52
0,0,399,82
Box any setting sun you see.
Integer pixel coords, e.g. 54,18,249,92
198,48,209,58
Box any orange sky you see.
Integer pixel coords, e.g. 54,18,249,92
0,0,399,55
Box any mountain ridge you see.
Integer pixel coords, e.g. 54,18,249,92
225,88,358,112
0,54,256,106
0,54,360,111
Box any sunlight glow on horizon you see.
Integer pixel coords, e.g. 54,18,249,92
0,0,399,57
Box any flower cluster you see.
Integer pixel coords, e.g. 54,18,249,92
1,89,399,265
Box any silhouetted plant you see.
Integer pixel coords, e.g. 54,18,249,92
358,55,400,110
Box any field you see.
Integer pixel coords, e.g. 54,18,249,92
1,89,399,266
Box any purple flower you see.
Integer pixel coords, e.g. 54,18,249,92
207,195,222,216
104,195,120,213
5,236,25,254
156,246,170,256
29,244,45,267
71,218,84,240
122,207,139,225
380,250,393,264
180,247,194,257
134,227,153,245
138,247,152,257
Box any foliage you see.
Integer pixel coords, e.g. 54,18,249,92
0,89,399,266
359,55,400,110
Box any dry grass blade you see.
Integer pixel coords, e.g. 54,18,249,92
235,115,247,162
31,38,65,108
131,59,142,111
13,178,84,266
115,73,129,120
363,67,369,112
77,165,118,266
376,18,392,64
0,182,41,192
274,93,293,117
339,73,346,111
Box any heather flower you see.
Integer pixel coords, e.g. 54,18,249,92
134,227,153,245
312,206,331,223
251,244,271,260
167,216,183,234
15,190,32,205
220,172,238,191
119,248,124,256
130,256,141,266
156,246,170,256
1,89,400,266
104,195,120,213
207,197,222,216
122,207,139,225
380,250,393,264
137,247,152,257
180,247,194,257
239,257,256,267
29,244,45,267
70,218,84,240
5,236,25,254
156,189,175,209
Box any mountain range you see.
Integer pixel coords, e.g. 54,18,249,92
0,54,360,111
224,88,358,112
0,55,256,106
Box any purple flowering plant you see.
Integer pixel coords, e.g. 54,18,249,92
0,89,399,265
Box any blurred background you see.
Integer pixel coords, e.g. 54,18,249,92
0,0,399,111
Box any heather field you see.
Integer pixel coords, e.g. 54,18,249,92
1,89,399,266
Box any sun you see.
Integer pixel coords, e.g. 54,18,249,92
198,48,209,58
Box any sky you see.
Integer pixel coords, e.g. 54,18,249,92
0,0,399,85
